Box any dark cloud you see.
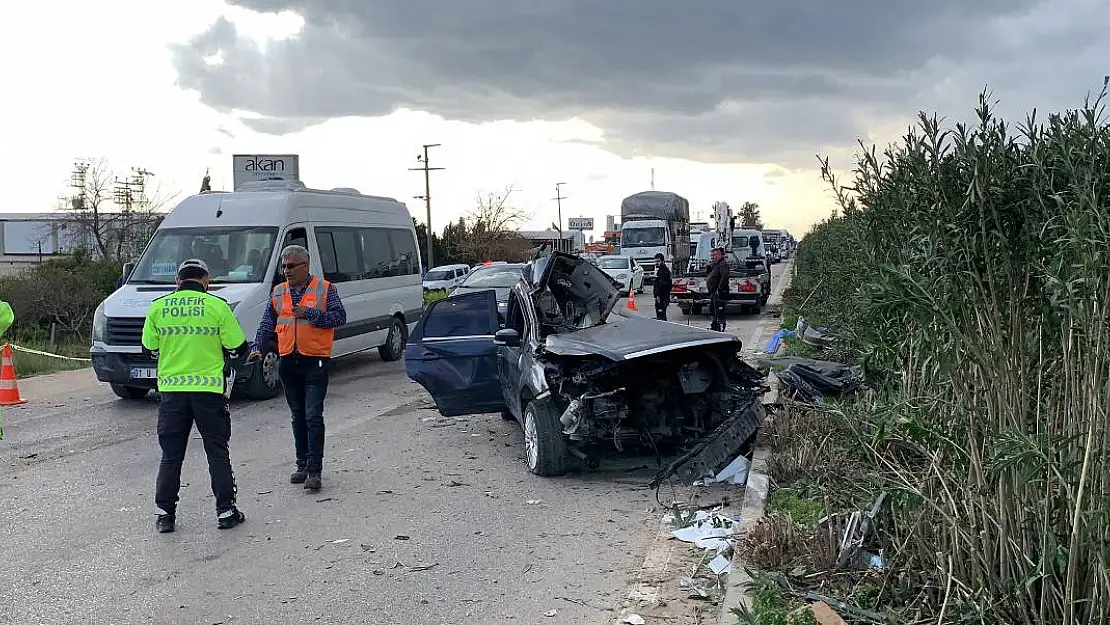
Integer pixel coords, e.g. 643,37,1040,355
172,1,1106,165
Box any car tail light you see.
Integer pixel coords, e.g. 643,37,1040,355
672,281,687,293
740,280,757,293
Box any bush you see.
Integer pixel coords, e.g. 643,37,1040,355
423,289,449,307
783,86,1110,623
0,251,121,342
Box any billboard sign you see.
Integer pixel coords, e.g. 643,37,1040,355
567,217,594,231
232,154,300,189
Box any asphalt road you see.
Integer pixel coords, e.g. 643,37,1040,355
0,262,788,625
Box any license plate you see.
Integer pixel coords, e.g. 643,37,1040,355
130,367,157,380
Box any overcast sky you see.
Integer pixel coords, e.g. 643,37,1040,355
4,0,1108,238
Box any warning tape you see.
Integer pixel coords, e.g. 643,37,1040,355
8,343,93,362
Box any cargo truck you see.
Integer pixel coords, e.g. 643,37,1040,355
619,191,691,283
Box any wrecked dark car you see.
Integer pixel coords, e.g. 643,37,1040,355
404,247,768,478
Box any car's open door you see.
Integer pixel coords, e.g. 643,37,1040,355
404,290,508,417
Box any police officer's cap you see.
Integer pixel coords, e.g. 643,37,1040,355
177,258,210,280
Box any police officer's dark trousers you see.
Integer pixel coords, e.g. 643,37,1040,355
155,391,237,515
278,354,330,474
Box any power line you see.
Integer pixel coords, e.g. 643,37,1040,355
409,144,445,268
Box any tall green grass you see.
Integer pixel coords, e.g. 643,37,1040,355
785,86,1110,623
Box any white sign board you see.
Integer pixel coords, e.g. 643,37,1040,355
232,154,300,189
567,217,594,231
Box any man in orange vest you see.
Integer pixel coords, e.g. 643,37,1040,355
248,244,347,491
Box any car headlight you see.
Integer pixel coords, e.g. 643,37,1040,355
92,302,107,342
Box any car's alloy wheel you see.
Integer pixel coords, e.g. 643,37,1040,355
524,409,539,471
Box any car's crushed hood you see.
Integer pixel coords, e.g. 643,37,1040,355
543,316,739,361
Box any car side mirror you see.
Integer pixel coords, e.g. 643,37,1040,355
494,328,521,347
121,261,135,283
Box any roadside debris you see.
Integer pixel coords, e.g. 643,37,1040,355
543,609,557,617
823,491,887,570
794,316,833,347
621,614,646,624
757,356,863,403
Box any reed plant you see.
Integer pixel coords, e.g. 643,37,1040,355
782,84,1110,623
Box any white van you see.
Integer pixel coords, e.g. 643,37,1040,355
421,264,470,292
91,180,423,401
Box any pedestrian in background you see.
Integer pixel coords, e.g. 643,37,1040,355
652,253,672,321
706,247,730,332
141,259,248,534
249,245,346,492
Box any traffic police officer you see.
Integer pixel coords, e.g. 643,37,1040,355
141,259,248,533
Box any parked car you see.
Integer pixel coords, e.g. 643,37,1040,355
422,264,471,292
449,263,525,325
595,255,644,294
404,247,767,477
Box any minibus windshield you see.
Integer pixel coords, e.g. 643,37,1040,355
129,226,279,284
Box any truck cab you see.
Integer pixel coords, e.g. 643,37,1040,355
620,219,669,280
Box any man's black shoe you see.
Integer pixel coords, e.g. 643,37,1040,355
156,514,176,534
217,508,246,530
290,466,307,484
304,473,322,492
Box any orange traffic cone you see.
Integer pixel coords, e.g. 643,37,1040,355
626,287,638,311
0,344,24,405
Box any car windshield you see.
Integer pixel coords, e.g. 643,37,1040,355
598,257,629,269
623,227,665,247
129,226,278,284
458,266,522,288
424,270,453,281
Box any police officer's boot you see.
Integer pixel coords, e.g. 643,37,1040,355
304,472,322,492
156,512,175,534
710,321,720,332
290,462,307,484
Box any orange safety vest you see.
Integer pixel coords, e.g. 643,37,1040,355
271,276,336,357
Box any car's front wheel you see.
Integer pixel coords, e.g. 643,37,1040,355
522,399,569,476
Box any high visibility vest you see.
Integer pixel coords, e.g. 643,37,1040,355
272,276,336,357
141,288,246,394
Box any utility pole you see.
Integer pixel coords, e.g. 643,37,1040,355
410,144,444,269
553,182,567,236
651,168,655,190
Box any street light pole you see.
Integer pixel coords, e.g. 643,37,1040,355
409,144,444,269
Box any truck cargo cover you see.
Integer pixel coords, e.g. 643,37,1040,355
620,191,691,222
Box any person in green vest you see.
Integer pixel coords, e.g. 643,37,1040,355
141,259,248,534
0,299,13,337
0,298,11,440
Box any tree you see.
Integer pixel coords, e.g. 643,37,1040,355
738,201,764,229
59,159,176,261
456,186,532,263
412,218,451,270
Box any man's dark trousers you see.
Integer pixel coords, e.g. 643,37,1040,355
156,392,237,515
710,294,727,332
655,297,669,321
278,355,330,474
